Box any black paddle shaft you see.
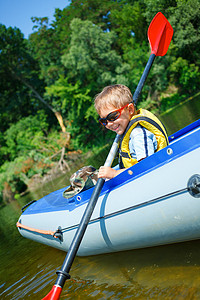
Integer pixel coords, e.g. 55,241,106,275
133,54,156,105
55,177,105,288
54,134,120,289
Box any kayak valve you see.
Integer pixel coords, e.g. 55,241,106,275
187,174,200,198
53,226,63,241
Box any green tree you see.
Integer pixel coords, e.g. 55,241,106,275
0,25,40,131
45,18,130,147
45,73,106,148
170,57,199,94
61,18,130,91
28,0,119,85
110,1,148,49
4,112,49,160
169,0,200,65
0,24,67,133
29,16,65,85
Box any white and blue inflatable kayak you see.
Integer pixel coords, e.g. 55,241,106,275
17,120,200,256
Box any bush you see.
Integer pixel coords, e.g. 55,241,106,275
4,111,49,161
169,57,200,95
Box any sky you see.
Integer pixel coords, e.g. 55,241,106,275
0,0,71,38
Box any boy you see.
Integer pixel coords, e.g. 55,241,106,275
95,84,168,179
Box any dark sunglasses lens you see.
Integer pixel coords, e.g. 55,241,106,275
107,111,120,122
99,110,120,126
99,118,107,126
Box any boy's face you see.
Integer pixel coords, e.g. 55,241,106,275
99,103,135,135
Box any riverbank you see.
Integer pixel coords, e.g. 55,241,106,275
0,150,87,207
1,91,200,207
0,142,112,208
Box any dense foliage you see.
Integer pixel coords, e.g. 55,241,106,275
0,0,200,203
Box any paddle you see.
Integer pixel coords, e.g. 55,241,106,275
42,12,173,300
133,12,173,105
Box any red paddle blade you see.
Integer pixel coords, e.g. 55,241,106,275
148,12,173,56
42,285,62,300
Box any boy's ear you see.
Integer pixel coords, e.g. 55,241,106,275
128,103,135,115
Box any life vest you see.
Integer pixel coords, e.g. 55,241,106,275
119,108,169,169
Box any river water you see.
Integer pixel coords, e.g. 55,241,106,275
0,94,200,299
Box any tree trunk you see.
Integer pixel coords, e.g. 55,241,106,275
11,72,72,171
11,71,67,133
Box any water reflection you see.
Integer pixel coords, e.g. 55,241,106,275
160,93,200,135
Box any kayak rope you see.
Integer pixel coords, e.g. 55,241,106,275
16,221,60,238
60,186,189,233
17,175,199,237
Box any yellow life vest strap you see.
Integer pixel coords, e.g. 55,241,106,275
120,115,169,150
119,114,169,166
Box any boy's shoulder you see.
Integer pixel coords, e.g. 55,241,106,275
130,124,156,138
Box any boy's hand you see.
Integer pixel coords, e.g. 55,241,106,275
98,166,125,179
98,166,117,179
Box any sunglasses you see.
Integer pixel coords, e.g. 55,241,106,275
99,103,130,126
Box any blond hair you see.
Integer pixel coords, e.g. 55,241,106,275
94,84,133,115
